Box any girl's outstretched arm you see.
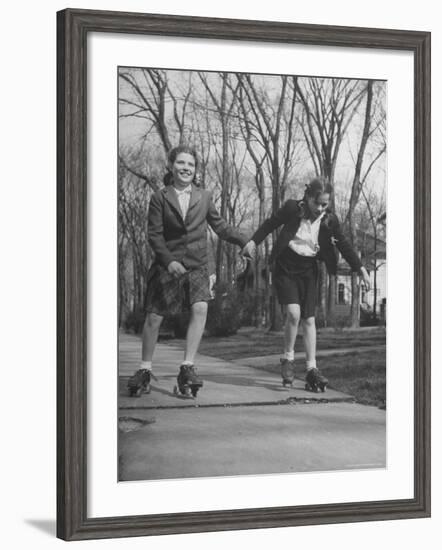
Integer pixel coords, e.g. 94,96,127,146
206,196,248,248
252,200,295,245
330,215,362,272
359,266,371,291
330,215,371,290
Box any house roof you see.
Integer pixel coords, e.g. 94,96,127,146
357,229,386,263
337,229,386,272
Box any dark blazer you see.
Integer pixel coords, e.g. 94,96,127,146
148,184,248,270
252,199,362,275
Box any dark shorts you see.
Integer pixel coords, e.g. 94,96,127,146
145,264,211,317
273,249,318,319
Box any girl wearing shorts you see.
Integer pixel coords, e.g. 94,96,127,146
243,178,371,391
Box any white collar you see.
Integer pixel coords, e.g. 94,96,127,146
173,185,192,195
304,211,325,224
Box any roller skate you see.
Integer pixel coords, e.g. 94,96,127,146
280,358,296,388
173,364,203,398
305,367,328,393
127,368,152,397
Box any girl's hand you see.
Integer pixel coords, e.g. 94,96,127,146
242,240,256,259
359,267,371,292
168,261,187,278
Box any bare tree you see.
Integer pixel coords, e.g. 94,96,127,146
119,68,173,152
345,80,386,327
118,162,153,328
198,72,241,285
297,78,363,324
236,74,300,330
295,77,367,326
360,186,386,321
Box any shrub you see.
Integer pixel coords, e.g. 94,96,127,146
206,284,243,337
238,288,269,327
122,306,146,334
167,312,190,339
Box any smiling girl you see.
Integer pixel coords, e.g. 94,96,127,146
243,178,371,392
130,145,248,398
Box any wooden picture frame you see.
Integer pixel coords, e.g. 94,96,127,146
57,8,431,541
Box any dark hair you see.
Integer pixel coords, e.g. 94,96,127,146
303,177,333,200
163,145,199,186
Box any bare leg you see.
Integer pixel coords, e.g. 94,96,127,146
141,312,164,362
284,304,301,353
184,301,208,363
301,316,317,363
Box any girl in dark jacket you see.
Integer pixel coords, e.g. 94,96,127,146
243,178,371,391
128,145,248,398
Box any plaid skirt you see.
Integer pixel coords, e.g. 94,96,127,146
145,264,211,316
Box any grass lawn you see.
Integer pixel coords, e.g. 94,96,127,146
171,326,386,361
255,350,386,408
318,352,386,408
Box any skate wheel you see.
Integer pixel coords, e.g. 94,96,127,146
191,385,199,397
183,386,193,399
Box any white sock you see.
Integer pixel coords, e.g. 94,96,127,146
182,360,194,366
140,361,152,371
284,351,295,361
306,360,316,371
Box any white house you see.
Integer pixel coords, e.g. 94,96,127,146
336,229,386,322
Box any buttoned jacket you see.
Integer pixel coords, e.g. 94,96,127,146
252,199,362,275
148,184,248,270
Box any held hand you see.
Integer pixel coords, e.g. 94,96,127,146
241,240,256,260
359,267,371,292
168,261,187,278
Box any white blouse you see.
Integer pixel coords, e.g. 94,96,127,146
288,212,325,257
173,185,192,219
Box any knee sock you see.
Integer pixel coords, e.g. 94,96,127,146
283,351,295,361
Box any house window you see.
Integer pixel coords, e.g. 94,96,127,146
338,283,345,304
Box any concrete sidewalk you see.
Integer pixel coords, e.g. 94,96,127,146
119,403,386,481
118,333,386,481
119,335,355,409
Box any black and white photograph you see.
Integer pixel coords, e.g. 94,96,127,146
2,0,438,545
117,66,387,482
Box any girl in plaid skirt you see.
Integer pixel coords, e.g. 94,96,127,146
130,145,248,397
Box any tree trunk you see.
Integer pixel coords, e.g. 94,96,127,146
327,274,337,326
346,81,374,329
372,225,377,321
215,78,229,286
256,173,265,327
317,263,328,328
268,235,283,332
350,272,360,328
118,247,124,328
